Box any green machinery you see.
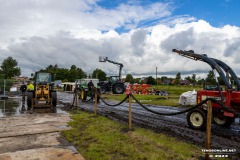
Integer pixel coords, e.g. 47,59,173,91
75,79,100,102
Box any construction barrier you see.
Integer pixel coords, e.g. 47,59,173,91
125,84,151,95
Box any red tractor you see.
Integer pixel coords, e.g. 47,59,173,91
173,49,240,130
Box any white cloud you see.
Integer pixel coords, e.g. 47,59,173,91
0,0,172,47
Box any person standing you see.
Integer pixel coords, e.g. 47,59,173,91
87,80,95,99
87,80,94,91
27,81,34,90
20,82,27,96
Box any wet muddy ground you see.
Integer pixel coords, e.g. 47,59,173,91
58,92,240,159
0,95,85,160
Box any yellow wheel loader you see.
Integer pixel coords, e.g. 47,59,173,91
27,72,57,110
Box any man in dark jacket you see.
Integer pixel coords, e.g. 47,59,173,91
20,82,27,95
87,80,94,91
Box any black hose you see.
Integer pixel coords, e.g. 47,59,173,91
131,94,211,116
131,94,240,117
100,94,129,107
82,97,94,102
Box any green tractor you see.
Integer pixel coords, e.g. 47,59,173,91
75,79,100,102
98,56,125,94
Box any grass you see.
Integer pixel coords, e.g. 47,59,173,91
102,94,179,106
152,85,202,95
62,111,202,160
101,85,203,106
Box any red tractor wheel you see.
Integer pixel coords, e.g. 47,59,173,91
213,114,234,127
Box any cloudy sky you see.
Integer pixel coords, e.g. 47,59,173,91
0,0,240,79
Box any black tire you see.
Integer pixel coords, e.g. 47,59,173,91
187,108,207,130
81,90,87,101
213,116,234,127
113,83,124,94
27,92,33,110
100,86,107,94
51,92,57,107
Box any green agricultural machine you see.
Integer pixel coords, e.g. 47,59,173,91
75,79,100,102
98,57,125,94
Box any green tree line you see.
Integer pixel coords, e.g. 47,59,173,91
0,56,226,85
38,65,108,82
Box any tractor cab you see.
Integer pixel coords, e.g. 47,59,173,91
109,76,120,83
36,72,52,84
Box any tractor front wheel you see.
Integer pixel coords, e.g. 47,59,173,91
27,92,33,110
51,92,57,108
187,108,207,130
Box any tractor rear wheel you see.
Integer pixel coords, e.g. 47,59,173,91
27,92,33,110
113,83,124,94
187,108,207,130
213,116,234,127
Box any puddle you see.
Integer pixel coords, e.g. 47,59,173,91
0,97,22,117
0,95,68,117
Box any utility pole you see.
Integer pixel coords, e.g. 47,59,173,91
1,79,8,99
156,67,158,89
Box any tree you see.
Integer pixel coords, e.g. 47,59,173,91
205,70,216,85
196,76,204,85
41,64,86,82
68,65,86,81
55,68,69,82
76,67,86,79
92,68,107,81
0,57,21,79
0,70,3,79
184,74,196,84
146,76,156,85
133,78,141,84
160,76,168,81
185,76,192,82
191,74,196,84
174,72,181,85
46,64,58,74
125,74,134,83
